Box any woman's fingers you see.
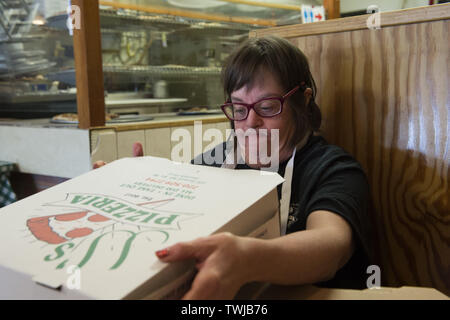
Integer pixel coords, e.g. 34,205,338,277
155,233,236,263
155,234,248,300
133,142,144,157
155,236,219,264
93,160,107,169
93,142,143,170
155,241,200,262
182,270,221,300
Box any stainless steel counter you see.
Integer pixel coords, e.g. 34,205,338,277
0,111,227,129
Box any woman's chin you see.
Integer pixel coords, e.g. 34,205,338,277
243,153,275,169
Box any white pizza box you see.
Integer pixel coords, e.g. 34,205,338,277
0,156,283,300
144,210,281,300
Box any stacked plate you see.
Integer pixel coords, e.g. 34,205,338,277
0,43,55,79
0,1,55,79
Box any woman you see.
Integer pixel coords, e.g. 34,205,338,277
154,36,373,299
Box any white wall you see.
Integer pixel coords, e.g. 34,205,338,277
0,126,91,178
340,0,429,13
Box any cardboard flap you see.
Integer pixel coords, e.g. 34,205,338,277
0,156,284,299
32,272,66,291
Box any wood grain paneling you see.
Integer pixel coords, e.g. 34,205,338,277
251,3,450,39
323,0,340,19
260,19,449,294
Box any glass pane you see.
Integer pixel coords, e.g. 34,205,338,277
222,104,235,119
98,0,261,116
0,1,438,120
0,0,77,119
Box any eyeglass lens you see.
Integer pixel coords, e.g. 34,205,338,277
225,99,282,120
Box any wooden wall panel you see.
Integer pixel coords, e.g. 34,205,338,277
72,0,105,129
283,20,449,294
323,0,340,19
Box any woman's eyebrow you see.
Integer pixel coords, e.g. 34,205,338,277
230,96,244,102
231,93,280,102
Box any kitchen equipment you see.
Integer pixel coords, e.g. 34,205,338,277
177,108,223,116
50,114,155,124
153,80,168,98
0,0,55,78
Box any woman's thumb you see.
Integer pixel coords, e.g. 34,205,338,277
93,160,107,169
133,142,144,157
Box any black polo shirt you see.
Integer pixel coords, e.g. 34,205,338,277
192,134,373,289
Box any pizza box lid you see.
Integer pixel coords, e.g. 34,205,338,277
0,156,283,299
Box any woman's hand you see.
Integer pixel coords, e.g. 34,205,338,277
92,142,144,169
155,232,254,300
154,211,355,300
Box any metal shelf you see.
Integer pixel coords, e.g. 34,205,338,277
99,8,191,31
103,64,222,77
99,8,252,33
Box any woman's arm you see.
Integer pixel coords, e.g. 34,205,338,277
156,210,355,299
247,210,354,285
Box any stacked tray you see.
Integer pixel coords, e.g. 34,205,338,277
0,1,55,79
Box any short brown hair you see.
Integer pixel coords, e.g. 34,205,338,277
222,35,321,146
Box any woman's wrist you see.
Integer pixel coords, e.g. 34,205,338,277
233,235,271,284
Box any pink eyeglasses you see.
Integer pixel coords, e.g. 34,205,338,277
221,85,300,121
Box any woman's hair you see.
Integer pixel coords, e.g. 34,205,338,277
222,35,321,146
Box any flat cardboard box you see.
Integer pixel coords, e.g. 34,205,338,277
254,284,449,300
0,156,283,299
144,212,281,300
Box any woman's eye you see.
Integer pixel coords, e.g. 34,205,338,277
233,107,246,114
258,101,278,110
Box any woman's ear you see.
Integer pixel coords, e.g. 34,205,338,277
304,87,313,99
304,87,313,106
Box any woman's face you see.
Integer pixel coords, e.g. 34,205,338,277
231,70,296,169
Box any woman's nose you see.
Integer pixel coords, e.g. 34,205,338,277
245,108,264,128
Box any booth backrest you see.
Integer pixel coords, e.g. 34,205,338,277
253,5,449,295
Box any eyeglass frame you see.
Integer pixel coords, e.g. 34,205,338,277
220,85,300,121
